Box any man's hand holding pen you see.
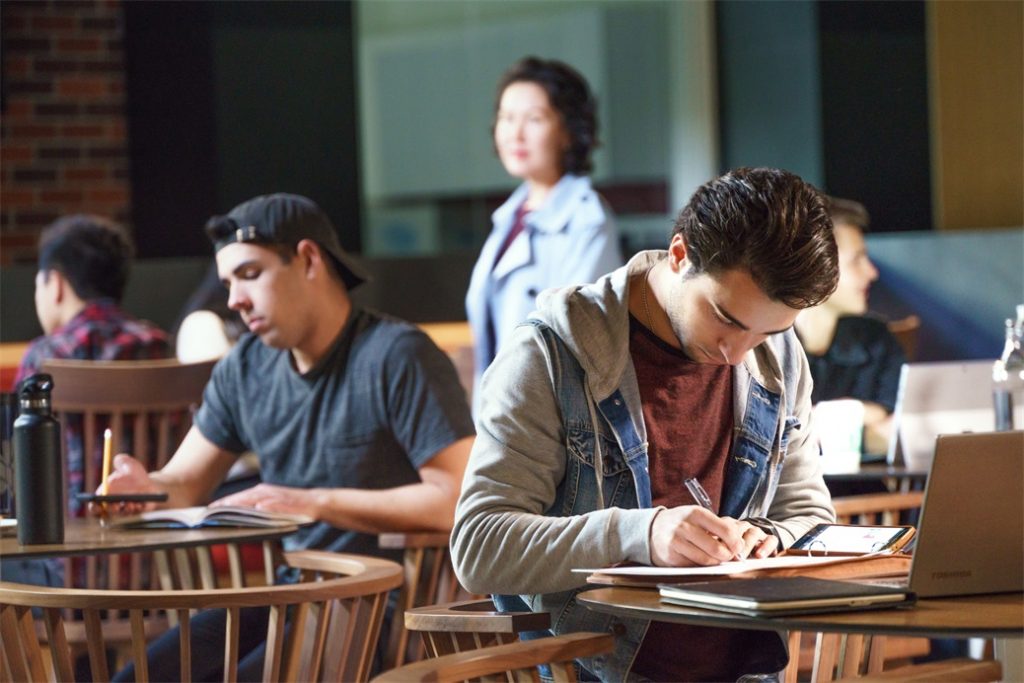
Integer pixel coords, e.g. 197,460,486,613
648,477,778,567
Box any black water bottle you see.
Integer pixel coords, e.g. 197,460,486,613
13,373,63,545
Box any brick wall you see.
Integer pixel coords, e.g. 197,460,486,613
1,0,130,266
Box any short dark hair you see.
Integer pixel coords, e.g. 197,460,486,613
38,214,134,302
671,167,839,309
494,56,598,175
825,196,871,231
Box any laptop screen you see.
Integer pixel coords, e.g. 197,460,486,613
887,360,1023,469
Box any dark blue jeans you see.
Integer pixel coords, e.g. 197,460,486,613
112,594,395,682
112,606,272,682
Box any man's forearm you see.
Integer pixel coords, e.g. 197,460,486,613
310,481,460,534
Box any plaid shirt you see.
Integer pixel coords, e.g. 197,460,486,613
15,299,171,515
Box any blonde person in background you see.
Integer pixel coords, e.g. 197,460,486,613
795,197,905,456
465,56,623,405
173,262,245,363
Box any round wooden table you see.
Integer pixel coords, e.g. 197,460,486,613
0,516,297,560
578,586,1023,639
579,586,1024,681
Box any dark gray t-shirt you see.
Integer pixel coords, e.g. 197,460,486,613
194,307,475,561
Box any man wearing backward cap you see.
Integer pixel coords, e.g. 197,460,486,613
101,193,475,680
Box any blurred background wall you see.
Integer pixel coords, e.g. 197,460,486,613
2,0,1021,360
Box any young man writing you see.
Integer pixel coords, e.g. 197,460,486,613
452,168,839,681
102,193,474,679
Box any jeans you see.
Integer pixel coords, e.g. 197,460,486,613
111,592,396,682
112,606,272,682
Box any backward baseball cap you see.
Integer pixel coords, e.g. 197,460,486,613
206,193,369,290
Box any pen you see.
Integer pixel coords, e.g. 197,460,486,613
684,476,713,511
686,476,746,560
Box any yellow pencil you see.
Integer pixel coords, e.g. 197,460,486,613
101,428,113,496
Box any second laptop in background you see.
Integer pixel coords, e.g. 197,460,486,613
887,360,1023,468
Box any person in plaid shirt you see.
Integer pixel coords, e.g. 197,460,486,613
14,215,170,519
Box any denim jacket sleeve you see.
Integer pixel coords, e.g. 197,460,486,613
451,323,658,596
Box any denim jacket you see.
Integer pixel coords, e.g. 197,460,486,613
452,251,834,681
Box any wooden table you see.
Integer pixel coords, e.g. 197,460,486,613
1,516,299,589
578,586,1023,640
825,463,930,494
579,586,1024,680
0,516,296,560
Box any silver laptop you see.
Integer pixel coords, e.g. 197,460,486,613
887,360,1024,469
907,430,1024,598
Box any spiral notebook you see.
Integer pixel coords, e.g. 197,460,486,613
658,576,916,617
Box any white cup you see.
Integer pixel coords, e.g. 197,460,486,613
813,399,865,474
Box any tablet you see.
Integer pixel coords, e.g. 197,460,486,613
75,492,169,504
789,523,915,556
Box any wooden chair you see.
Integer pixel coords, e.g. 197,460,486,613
833,491,925,526
846,657,1003,681
785,491,930,682
0,550,403,683
371,631,614,683
378,532,480,668
42,358,216,589
405,598,552,658
42,357,216,492
39,358,217,660
886,315,921,362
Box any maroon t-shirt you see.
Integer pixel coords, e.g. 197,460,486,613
627,316,780,682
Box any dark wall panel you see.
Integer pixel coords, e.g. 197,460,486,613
124,1,217,258
124,1,361,259
818,1,932,231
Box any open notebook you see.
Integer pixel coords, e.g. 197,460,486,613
108,506,313,530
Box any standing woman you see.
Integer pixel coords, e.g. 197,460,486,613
466,56,622,401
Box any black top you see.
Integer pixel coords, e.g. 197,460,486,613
195,307,475,561
806,315,906,413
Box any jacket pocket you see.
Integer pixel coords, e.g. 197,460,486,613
556,425,632,515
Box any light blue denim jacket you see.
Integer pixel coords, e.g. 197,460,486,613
464,174,622,407
452,251,834,681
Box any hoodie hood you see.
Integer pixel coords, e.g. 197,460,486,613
531,249,793,402
531,250,664,401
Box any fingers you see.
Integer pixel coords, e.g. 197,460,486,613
650,507,743,566
211,484,263,508
734,524,777,560
650,507,779,567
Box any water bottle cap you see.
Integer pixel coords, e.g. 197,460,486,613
17,373,54,410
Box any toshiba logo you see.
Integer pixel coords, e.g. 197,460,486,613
931,570,972,580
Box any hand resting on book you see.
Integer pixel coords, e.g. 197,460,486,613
212,482,322,519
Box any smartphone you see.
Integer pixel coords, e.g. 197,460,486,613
75,492,169,504
789,523,915,555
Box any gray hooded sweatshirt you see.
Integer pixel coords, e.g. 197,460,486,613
452,252,834,682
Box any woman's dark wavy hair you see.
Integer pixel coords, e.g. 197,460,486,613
671,167,839,309
494,56,598,175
